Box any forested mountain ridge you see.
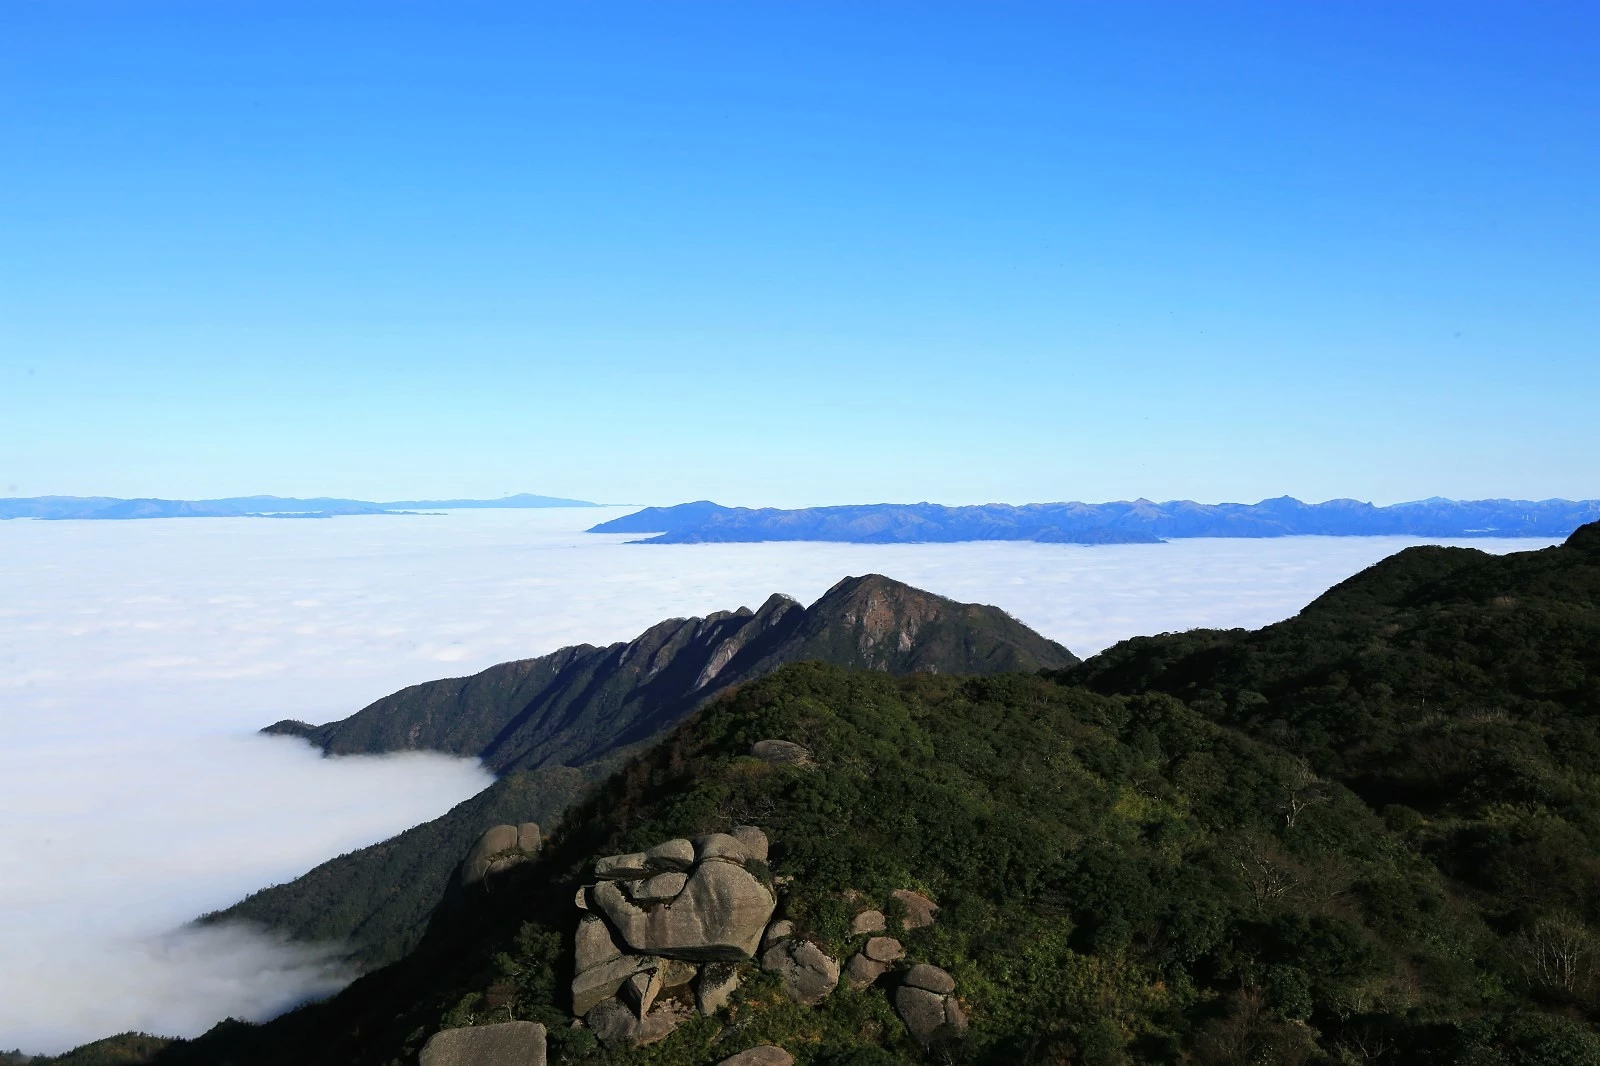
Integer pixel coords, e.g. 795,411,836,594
269,574,1076,774
591,496,1600,544
223,576,1074,967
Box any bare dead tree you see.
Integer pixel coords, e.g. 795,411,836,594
1230,837,1300,913
1514,913,1598,997
1279,758,1328,828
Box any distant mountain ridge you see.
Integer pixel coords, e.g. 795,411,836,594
589,495,1600,544
0,492,597,520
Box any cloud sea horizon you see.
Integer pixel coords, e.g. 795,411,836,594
0,507,1562,1053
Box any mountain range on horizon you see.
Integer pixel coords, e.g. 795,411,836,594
5,493,1598,544
590,495,1600,544
0,493,599,520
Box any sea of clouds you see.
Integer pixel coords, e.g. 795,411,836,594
0,506,1562,1053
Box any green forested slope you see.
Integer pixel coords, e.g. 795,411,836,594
1067,523,1600,959
129,651,1599,1065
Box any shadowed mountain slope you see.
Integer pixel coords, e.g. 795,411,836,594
271,574,1076,776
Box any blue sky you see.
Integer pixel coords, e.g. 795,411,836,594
2,2,1595,507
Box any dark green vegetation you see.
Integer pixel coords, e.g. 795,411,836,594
224,576,1074,967
7,1034,173,1065
42,526,1600,1064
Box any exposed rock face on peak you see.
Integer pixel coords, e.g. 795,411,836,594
270,576,1074,774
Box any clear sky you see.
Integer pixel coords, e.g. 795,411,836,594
2,2,1595,508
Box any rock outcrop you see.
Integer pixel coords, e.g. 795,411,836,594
572,828,777,1044
592,852,774,960
851,908,886,934
894,964,967,1045
459,822,541,887
761,937,840,1005
418,1021,546,1066
892,888,939,930
730,825,769,861
751,739,813,766
846,935,903,989
718,1048,795,1066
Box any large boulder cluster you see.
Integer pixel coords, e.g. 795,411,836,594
840,897,967,1046
571,826,776,1045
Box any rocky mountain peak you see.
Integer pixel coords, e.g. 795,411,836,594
811,574,948,653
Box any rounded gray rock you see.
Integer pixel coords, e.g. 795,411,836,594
694,833,751,863
851,909,886,934
517,822,542,852
892,889,940,930
894,985,949,1045
761,919,794,951
574,914,622,973
419,1021,547,1066
572,953,657,1016
751,739,813,765
729,825,770,861
845,952,888,990
718,1048,795,1066
585,998,637,1045
863,936,903,963
461,824,523,886
904,963,956,994
762,938,840,1005
644,838,696,871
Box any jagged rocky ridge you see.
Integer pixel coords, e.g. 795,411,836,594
265,574,1076,775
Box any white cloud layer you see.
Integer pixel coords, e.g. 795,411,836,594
0,508,1560,1052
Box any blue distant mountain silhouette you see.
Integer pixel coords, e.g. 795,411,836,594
590,496,1600,545
0,493,597,520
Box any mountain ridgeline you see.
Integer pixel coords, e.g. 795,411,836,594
590,496,1600,545
266,575,1077,775
222,577,1075,968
